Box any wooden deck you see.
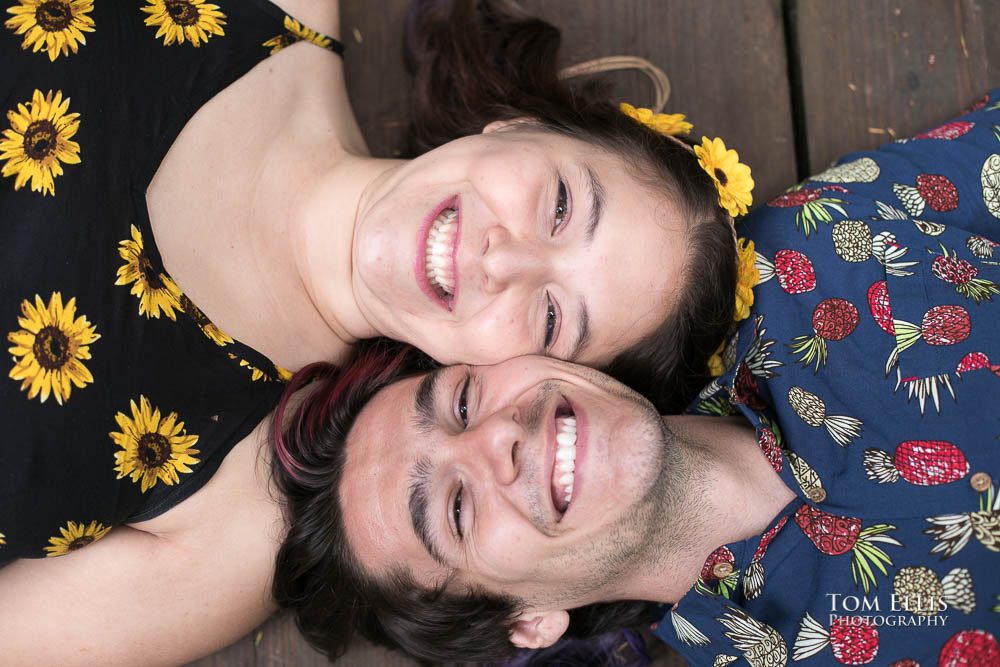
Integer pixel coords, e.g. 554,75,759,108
188,1,998,665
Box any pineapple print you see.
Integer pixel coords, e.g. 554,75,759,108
793,614,879,665
713,656,738,667
788,298,859,372
956,351,1000,377
732,362,766,410
872,199,946,237
938,629,1000,666
717,607,789,667
787,449,826,504
885,304,972,374
893,566,975,615
743,515,790,600
930,246,999,303
787,386,863,447
755,249,816,294
668,608,709,646
966,235,998,260
794,505,902,593
863,440,969,486
866,281,895,335
757,423,783,473
925,484,1000,559
892,174,959,217
696,379,736,416
914,120,975,141
831,220,872,262
811,157,880,184
899,372,957,415
768,185,848,238
983,154,1000,220
743,315,785,379
695,546,740,599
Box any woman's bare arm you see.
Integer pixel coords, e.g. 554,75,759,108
0,428,285,666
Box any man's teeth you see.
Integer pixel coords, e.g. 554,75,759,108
553,416,577,505
425,209,457,296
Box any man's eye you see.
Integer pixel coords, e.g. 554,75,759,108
552,179,568,234
457,375,470,427
544,292,558,349
452,486,464,539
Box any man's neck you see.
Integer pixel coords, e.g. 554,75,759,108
617,415,796,605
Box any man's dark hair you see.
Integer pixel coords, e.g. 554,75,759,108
271,339,659,663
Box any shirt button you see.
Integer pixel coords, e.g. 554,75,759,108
970,472,992,492
807,487,827,503
712,562,734,578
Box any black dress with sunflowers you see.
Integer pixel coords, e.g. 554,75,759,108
0,1,342,563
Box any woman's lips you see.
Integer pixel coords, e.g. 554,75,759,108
414,196,460,312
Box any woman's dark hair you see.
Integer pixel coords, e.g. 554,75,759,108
405,0,737,413
271,338,660,664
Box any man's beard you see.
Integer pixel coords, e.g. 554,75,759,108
526,397,711,608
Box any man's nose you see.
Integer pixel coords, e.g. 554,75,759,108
465,407,522,486
481,227,548,294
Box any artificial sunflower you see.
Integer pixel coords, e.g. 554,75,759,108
8,292,100,405
694,136,754,217
110,395,201,493
619,103,693,136
262,14,332,54
115,224,182,320
179,294,233,346
733,237,758,321
141,0,225,48
4,0,95,60
43,519,110,557
0,88,81,196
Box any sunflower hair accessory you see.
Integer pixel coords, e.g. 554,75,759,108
707,237,759,376
694,137,754,218
619,103,693,137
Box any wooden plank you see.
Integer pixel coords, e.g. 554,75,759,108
521,0,797,204
792,0,1000,175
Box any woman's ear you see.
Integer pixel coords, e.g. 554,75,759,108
482,117,540,134
508,609,570,649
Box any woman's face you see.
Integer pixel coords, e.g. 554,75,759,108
352,124,689,366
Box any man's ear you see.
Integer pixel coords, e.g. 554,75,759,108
509,609,570,649
482,117,539,134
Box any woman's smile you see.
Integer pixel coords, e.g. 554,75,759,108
416,195,462,312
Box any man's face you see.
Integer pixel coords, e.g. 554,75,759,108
339,356,681,612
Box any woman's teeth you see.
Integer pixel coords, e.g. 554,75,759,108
425,209,457,297
553,416,577,509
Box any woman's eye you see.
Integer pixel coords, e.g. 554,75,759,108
552,179,568,234
544,292,558,349
457,375,470,427
452,485,464,539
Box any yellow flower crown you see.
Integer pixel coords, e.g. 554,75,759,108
619,103,758,377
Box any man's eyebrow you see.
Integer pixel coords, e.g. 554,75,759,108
567,298,591,362
584,163,605,245
408,457,450,568
412,367,443,434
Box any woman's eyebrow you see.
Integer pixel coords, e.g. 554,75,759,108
584,163,606,245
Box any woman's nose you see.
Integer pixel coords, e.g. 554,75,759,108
481,227,548,294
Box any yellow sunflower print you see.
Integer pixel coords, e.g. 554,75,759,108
110,395,201,493
0,532,5,546
44,519,110,557
4,0,95,61
8,292,100,405
694,136,755,217
0,88,81,196
262,15,332,54
228,353,268,381
178,294,233,346
141,0,225,48
115,224,182,320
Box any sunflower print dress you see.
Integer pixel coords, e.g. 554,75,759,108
652,94,1000,666
0,0,342,564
